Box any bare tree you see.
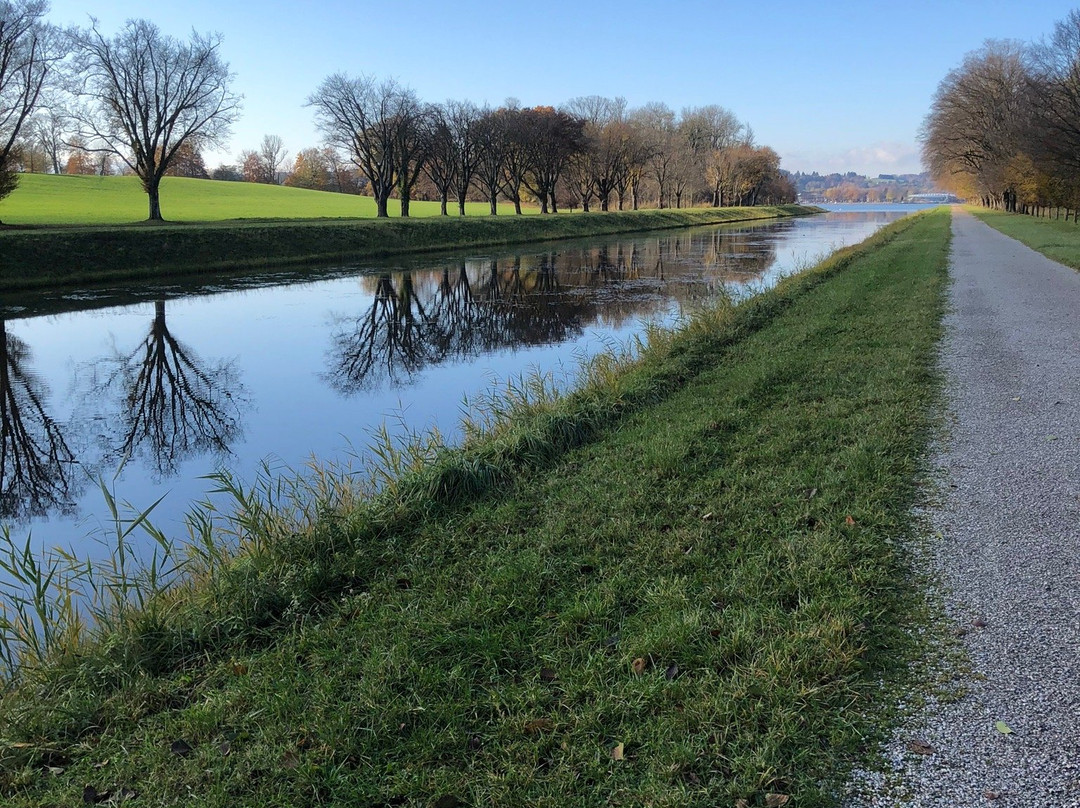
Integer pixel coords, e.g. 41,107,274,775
423,104,457,215
445,100,482,216
258,134,288,184
309,73,426,218
0,0,64,213
472,105,508,215
29,102,66,173
69,19,241,221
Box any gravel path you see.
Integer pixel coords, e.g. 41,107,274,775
847,209,1080,807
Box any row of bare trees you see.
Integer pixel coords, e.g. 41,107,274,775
0,2,791,221
308,74,795,217
923,10,1080,217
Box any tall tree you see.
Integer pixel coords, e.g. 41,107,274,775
0,0,63,215
446,99,481,216
520,106,586,214
309,73,424,218
257,134,287,184
921,40,1028,210
422,104,457,215
69,19,240,221
473,105,508,215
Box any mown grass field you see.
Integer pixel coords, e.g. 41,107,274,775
971,207,1080,269
0,174,526,225
0,210,951,807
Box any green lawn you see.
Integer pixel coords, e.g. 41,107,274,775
0,211,951,807
0,173,528,225
971,207,1080,270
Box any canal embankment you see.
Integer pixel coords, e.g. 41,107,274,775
0,205,817,292
0,209,951,807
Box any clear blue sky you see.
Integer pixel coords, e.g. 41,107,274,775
45,0,1080,177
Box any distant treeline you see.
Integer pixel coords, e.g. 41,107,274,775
792,171,936,204
922,10,1080,217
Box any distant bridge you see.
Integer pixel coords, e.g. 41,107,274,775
907,193,961,204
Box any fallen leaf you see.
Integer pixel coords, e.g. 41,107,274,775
610,742,625,761
231,662,248,676
765,795,791,807
219,741,232,757
907,739,936,755
169,739,192,758
632,657,647,675
802,487,818,499
467,735,482,752
46,766,64,776
702,512,714,521
116,787,138,802
280,750,300,770
524,719,554,734
434,797,463,808
984,790,1001,800
91,760,109,770
540,667,557,683
995,720,1013,735
973,617,989,628
845,515,856,526
665,663,679,681
735,801,750,808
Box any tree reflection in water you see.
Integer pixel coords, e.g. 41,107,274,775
103,300,245,479
0,320,77,520
327,255,589,393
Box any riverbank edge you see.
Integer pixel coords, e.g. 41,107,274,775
0,209,950,806
0,205,818,292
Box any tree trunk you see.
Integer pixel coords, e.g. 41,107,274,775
377,193,389,218
440,191,448,216
600,195,609,212
147,177,164,221
457,189,467,216
514,194,523,215
489,191,498,215
551,194,558,214
400,191,411,217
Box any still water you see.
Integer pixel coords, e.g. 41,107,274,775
1,207,927,557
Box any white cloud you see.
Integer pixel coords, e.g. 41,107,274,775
780,142,923,176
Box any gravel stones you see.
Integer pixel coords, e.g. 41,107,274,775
846,210,1080,807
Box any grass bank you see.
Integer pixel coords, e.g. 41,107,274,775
0,174,526,225
971,206,1080,269
0,204,816,292
0,210,951,807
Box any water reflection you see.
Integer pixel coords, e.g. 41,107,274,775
0,320,78,520
0,210,917,545
91,300,247,480
327,231,777,392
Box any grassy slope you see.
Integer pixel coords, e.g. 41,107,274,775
0,174,526,224
0,203,815,291
0,211,951,807
971,207,1080,269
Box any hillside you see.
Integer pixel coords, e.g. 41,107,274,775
0,174,526,225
